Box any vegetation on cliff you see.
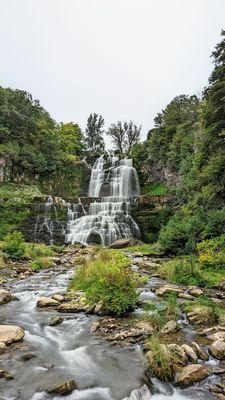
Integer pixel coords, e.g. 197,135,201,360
133,30,225,256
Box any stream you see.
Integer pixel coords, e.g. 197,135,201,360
0,258,221,400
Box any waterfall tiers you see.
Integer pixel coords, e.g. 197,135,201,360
66,156,141,246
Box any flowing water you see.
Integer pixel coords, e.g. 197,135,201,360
66,156,140,246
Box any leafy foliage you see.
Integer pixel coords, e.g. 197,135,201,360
85,113,105,156
71,249,138,316
2,231,25,260
107,121,141,156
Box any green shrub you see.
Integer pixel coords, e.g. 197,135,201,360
183,296,225,322
71,249,138,316
159,256,207,286
29,257,53,270
25,243,54,258
2,231,25,261
146,336,173,381
197,235,225,269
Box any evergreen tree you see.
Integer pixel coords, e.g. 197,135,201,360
85,113,105,156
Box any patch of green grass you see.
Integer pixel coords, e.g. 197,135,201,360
141,183,167,196
0,183,43,200
29,257,54,271
159,256,208,286
25,243,54,258
146,335,173,381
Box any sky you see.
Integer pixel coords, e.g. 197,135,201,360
0,0,225,145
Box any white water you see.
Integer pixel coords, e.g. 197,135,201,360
66,156,140,246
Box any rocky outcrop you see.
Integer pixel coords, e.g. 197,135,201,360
0,325,25,344
210,341,225,360
187,306,215,325
108,237,141,249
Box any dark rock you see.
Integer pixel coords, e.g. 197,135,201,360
47,380,77,395
48,316,64,326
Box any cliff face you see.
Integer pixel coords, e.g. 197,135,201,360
0,158,91,198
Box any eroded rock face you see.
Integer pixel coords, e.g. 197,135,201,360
47,380,77,395
0,325,25,344
108,237,141,249
37,297,59,308
176,364,208,386
0,290,12,305
211,341,225,360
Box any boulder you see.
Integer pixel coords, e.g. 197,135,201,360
166,344,188,365
0,325,25,344
52,294,64,302
155,284,183,297
0,290,12,305
178,293,194,300
108,237,140,249
187,306,215,325
191,342,209,361
208,331,225,342
181,344,198,363
189,287,204,297
37,297,59,308
48,316,64,326
211,340,225,359
58,303,87,313
161,320,179,335
90,321,100,333
47,380,77,395
177,364,208,386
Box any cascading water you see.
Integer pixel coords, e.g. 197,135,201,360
66,156,140,246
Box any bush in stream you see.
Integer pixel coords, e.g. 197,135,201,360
71,249,138,316
2,231,25,261
146,336,173,381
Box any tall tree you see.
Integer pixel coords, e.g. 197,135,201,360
85,113,105,156
107,121,141,156
58,122,84,162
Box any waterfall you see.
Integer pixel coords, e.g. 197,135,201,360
66,156,140,246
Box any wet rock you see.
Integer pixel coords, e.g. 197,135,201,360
48,316,64,326
90,321,100,333
4,371,14,380
0,325,25,344
160,320,179,335
47,380,77,395
52,294,64,302
189,287,204,297
21,353,36,361
155,284,183,297
0,289,12,305
199,326,218,335
211,340,225,359
210,382,225,398
37,297,59,308
187,306,215,325
94,303,103,315
166,344,188,365
176,364,208,386
0,370,4,378
210,366,225,375
0,342,6,354
58,303,88,313
208,331,225,341
122,384,152,399
191,342,209,361
181,344,198,363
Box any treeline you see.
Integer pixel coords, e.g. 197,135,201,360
132,30,225,255
0,88,142,181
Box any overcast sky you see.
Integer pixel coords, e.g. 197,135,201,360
0,0,225,144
